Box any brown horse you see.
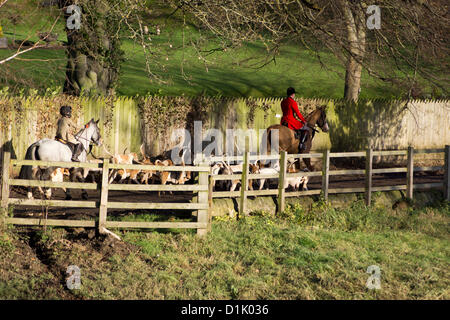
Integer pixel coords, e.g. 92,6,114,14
266,106,329,171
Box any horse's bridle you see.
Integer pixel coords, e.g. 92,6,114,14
314,110,327,133
75,125,101,154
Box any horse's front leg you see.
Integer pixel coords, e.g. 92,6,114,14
79,168,91,200
26,167,41,199
65,188,72,200
81,187,88,200
74,168,89,200
66,168,79,200
303,158,314,172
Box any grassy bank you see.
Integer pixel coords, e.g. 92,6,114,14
0,36,399,99
0,199,448,300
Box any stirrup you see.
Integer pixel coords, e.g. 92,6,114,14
299,143,306,152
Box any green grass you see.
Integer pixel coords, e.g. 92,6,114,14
2,199,447,300
97,201,449,299
0,1,437,99
1,35,398,98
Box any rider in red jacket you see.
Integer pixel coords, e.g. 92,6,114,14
280,87,309,151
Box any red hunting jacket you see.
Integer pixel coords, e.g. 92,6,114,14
280,97,306,130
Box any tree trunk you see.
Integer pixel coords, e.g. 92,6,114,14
344,54,363,101
59,0,123,96
340,0,366,101
63,34,115,96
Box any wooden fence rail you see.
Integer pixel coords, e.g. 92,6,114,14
1,146,449,233
208,146,449,213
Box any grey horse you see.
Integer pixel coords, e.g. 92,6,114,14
19,118,102,200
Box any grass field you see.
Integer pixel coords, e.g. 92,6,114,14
0,1,438,98
1,199,448,299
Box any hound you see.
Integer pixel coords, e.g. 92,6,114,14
220,161,260,192
108,148,138,183
37,167,70,198
284,159,309,191
257,159,308,190
153,158,178,196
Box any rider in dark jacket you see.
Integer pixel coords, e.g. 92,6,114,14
55,106,83,162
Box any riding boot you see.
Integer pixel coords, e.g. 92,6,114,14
301,131,308,147
298,130,309,152
296,130,304,152
298,142,305,153
71,143,83,162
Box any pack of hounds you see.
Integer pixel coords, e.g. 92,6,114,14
44,145,309,197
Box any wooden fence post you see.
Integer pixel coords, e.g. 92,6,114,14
1,150,10,212
0,128,3,194
322,149,330,201
445,145,450,202
406,146,414,200
207,174,213,232
239,151,249,218
98,159,109,234
197,166,209,236
365,148,373,206
277,151,287,214
191,153,202,204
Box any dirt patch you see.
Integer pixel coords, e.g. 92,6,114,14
65,228,138,259
0,228,71,299
0,225,140,299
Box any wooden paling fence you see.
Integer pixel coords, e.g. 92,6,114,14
0,151,211,236
206,146,450,216
1,146,449,234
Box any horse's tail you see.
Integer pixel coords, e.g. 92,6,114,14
19,142,40,179
260,127,275,167
266,127,280,154
266,128,272,154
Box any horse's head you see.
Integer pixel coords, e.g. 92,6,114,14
315,106,329,133
83,118,102,146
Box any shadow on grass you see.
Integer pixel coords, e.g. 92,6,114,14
107,209,197,234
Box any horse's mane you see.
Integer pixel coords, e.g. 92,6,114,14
75,127,86,139
305,108,320,121
75,119,94,138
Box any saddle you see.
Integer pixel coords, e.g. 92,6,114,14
55,137,77,154
282,122,308,142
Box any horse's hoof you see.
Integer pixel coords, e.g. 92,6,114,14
65,195,72,201
81,193,89,200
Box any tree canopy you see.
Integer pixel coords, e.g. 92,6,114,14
169,0,449,100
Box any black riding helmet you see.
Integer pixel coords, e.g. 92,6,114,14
287,87,296,96
60,105,72,117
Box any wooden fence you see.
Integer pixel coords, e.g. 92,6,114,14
0,151,211,236
206,146,450,216
1,146,449,233
2,97,449,170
